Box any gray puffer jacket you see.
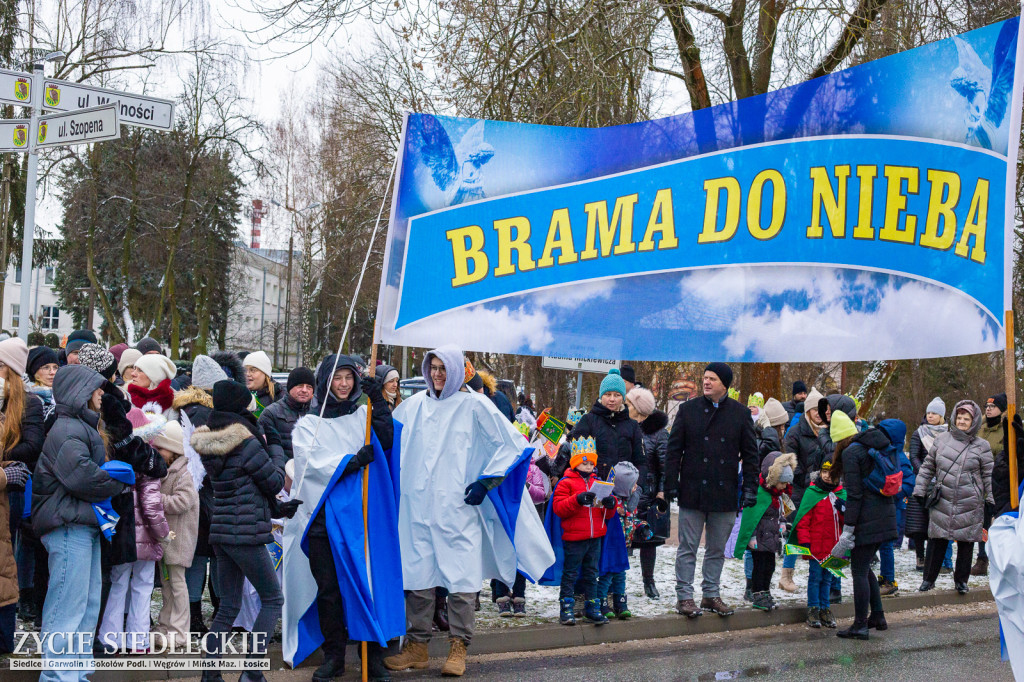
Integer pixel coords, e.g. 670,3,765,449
912,399,994,542
32,365,128,537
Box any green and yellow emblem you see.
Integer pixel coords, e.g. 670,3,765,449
13,125,26,148
14,78,28,102
44,83,60,108
37,121,47,144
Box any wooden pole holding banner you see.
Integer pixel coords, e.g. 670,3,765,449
1006,311,1019,511
361,330,379,682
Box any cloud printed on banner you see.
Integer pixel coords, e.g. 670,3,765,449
383,266,1002,362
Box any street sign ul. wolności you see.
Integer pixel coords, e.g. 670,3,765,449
41,78,174,131
34,103,120,149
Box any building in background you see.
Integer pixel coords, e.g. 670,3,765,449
225,243,300,370
2,264,84,341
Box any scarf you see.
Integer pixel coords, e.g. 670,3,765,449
916,422,947,452
805,411,821,436
29,383,55,421
127,379,175,412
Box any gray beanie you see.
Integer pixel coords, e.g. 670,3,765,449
192,354,228,391
926,396,946,419
612,461,639,498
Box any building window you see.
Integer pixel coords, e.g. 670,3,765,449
10,304,18,329
44,266,55,285
41,305,59,330
14,267,20,284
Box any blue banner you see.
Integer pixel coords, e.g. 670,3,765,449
377,18,1022,362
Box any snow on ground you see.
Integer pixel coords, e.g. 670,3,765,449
473,535,990,629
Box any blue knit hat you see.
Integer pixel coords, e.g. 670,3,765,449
599,368,626,397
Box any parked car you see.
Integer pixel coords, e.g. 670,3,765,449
400,377,428,400
272,372,290,386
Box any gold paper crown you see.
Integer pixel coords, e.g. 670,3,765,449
570,436,597,458
566,408,585,426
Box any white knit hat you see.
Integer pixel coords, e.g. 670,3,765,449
0,337,29,376
926,396,946,419
118,348,143,377
242,350,273,378
134,354,177,385
805,387,825,414
151,419,184,455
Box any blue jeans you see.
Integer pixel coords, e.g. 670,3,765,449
879,540,895,582
597,571,626,600
807,560,833,608
744,550,753,579
782,553,797,569
40,524,103,682
185,555,210,602
943,541,954,568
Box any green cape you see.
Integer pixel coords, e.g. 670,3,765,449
733,487,774,559
786,483,847,545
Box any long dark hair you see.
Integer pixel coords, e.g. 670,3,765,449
830,435,856,481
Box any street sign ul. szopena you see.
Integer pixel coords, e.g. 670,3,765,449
41,78,174,131
35,104,120,149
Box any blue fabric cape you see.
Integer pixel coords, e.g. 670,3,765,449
292,425,404,665
93,461,136,539
483,447,541,579
538,485,629,586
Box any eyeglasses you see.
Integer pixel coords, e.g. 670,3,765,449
429,364,447,375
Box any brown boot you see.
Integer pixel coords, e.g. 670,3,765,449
778,567,798,593
700,596,735,616
970,557,988,576
441,638,467,677
383,640,429,671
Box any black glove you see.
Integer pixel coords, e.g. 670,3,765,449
2,461,29,490
576,491,597,506
601,496,616,509
102,381,130,411
100,393,133,444
270,497,303,519
464,481,488,506
361,376,385,403
1013,413,1024,438
342,444,375,476
740,489,758,508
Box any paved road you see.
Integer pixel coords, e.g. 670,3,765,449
177,602,1015,681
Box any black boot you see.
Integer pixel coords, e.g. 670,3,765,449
201,671,224,682
238,672,266,682
644,581,660,599
744,579,753,602
313,653,346,682
190,600,209,636
18,587,36,621
837,621,870,640
366,642,391,682
867,612,888,631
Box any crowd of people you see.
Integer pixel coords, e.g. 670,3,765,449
0,329,1019,680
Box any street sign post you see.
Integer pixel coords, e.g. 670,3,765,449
41,79,174,131
35,104,120,149
0,63,175,340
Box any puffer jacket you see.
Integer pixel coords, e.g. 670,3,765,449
839,427,898,546
191,412,284,545
639,410,668,498
33,365,128,537
783,413,826,503
913,400,994,542
134,474,170,561
159,454,199,567
552,468,617,541
258,393,315,460
794,477,845,560
567,401,646,481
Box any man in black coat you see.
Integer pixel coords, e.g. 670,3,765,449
783,380,808,423
664,362,758,619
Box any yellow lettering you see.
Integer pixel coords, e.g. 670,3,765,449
955,179,989,264
853,166,879,239
807,165,849,238
493,216,535,277
879,165,919,244
747,169,786,240
638,189,678,252
581,195,639,259
537,208,578,267
446,225,488,287
920,170,961,250
699,177,741,243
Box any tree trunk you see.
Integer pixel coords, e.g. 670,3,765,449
194,280,209,356
659,1,712,109
855,360,899,418
745,362,781,403
85,171,123,343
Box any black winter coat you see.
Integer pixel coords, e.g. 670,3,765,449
783,415,826,504
665,395,759,513
839,428,898,546
258,394,315,460
756,424,782,464
904,426,932,536
489,390,515,423
567,401,645,481
5,393,45,469
640,410,668,498
993,416,1024,516
191,413,285,546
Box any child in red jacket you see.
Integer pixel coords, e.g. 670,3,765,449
553,437,617,626
790,461,846,629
